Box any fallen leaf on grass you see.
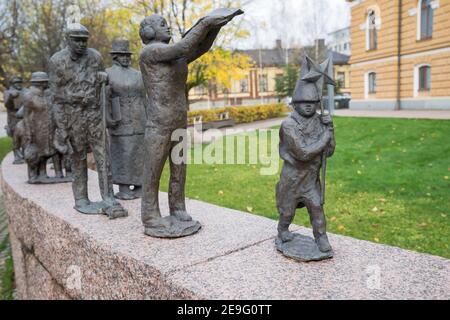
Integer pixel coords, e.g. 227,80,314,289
218,190,224,196
372,207,379,212
374,237,380,242
418,222,428,228
246,206,253,213
444,176,449,180
338,224,345,231
330,216,337,222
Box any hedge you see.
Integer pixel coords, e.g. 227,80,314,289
188,103,289,125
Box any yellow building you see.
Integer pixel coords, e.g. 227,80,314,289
348,0,450,109
189,41,351,110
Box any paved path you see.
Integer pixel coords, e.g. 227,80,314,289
0,112,7,138
334,109,450,120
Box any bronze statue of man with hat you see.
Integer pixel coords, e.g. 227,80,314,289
48,23,127,218
4,75,25,164
138,8,243,238
106,38,147,200
20,72,72,184
275,55,336,262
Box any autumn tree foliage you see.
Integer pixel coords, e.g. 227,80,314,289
0,0,253,103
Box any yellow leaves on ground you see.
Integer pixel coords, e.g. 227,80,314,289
338,224,345,232
374,237,380,242
246,206,253,213
218,190,224,196
444,176,449,180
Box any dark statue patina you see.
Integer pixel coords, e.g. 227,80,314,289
275,55,336,262
106,39,147,200
139,8,243,238
4,76,25,164
20,72,72,184
48,24,127,219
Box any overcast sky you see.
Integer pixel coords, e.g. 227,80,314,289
234,0,351,49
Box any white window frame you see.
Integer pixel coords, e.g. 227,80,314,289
365,8,381,51
364,71,376,99
413,64,431,97
417,0,439,40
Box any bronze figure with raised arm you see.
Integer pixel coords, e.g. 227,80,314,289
139,9,243,238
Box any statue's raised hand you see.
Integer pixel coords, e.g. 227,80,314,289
203,15,232,28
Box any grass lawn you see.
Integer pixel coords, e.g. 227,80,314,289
0,137,14,299
160,117,450,258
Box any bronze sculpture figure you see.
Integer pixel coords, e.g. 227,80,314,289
275,55,336,262
139,9,243,238
4,76,25,164
48,24,127,219
20,72,72,184
106,39,147,200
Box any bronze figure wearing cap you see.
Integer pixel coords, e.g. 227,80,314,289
48,24,128,218
275,55,336,262
106,38,147,200
20,72,72,184
3,75,25,164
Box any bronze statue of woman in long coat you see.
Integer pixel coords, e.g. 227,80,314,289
106,39,147,200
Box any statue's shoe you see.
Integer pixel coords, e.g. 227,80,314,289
13,159,25,165
279,230,295,243
114,191,139,201
170,210,193,222
316,235,332,253
74,201,104,215
144,216,201,238
104,203,128,219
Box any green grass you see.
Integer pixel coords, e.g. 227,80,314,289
160,117,450,258
0,137,14,300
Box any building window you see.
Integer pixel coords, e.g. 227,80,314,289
240,78,249,93
258,74,268,92
367,9,378,50
368,72,377,93
414,64,431,96
418,66,431,90
337,72,346,88
419,0,433,39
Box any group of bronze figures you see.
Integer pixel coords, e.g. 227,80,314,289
4,8,337,262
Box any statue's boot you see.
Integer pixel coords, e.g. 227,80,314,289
277,214,295,242
101,198,128,219
115,185,139,200
315,234,332,253
144,215,201,238
13,149,24,164
278,230,295,243
74,198,104,215
170,210,193,222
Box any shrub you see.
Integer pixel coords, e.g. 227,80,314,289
188,103,289,125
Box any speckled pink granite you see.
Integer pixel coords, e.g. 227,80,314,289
1,152,449,300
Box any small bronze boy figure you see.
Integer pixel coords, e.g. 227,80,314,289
275,55,336,262
4,76,25,164
20,72,71,184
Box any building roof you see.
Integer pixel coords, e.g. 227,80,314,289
236,48,303,67
237,47,350,67
328,50,350,65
